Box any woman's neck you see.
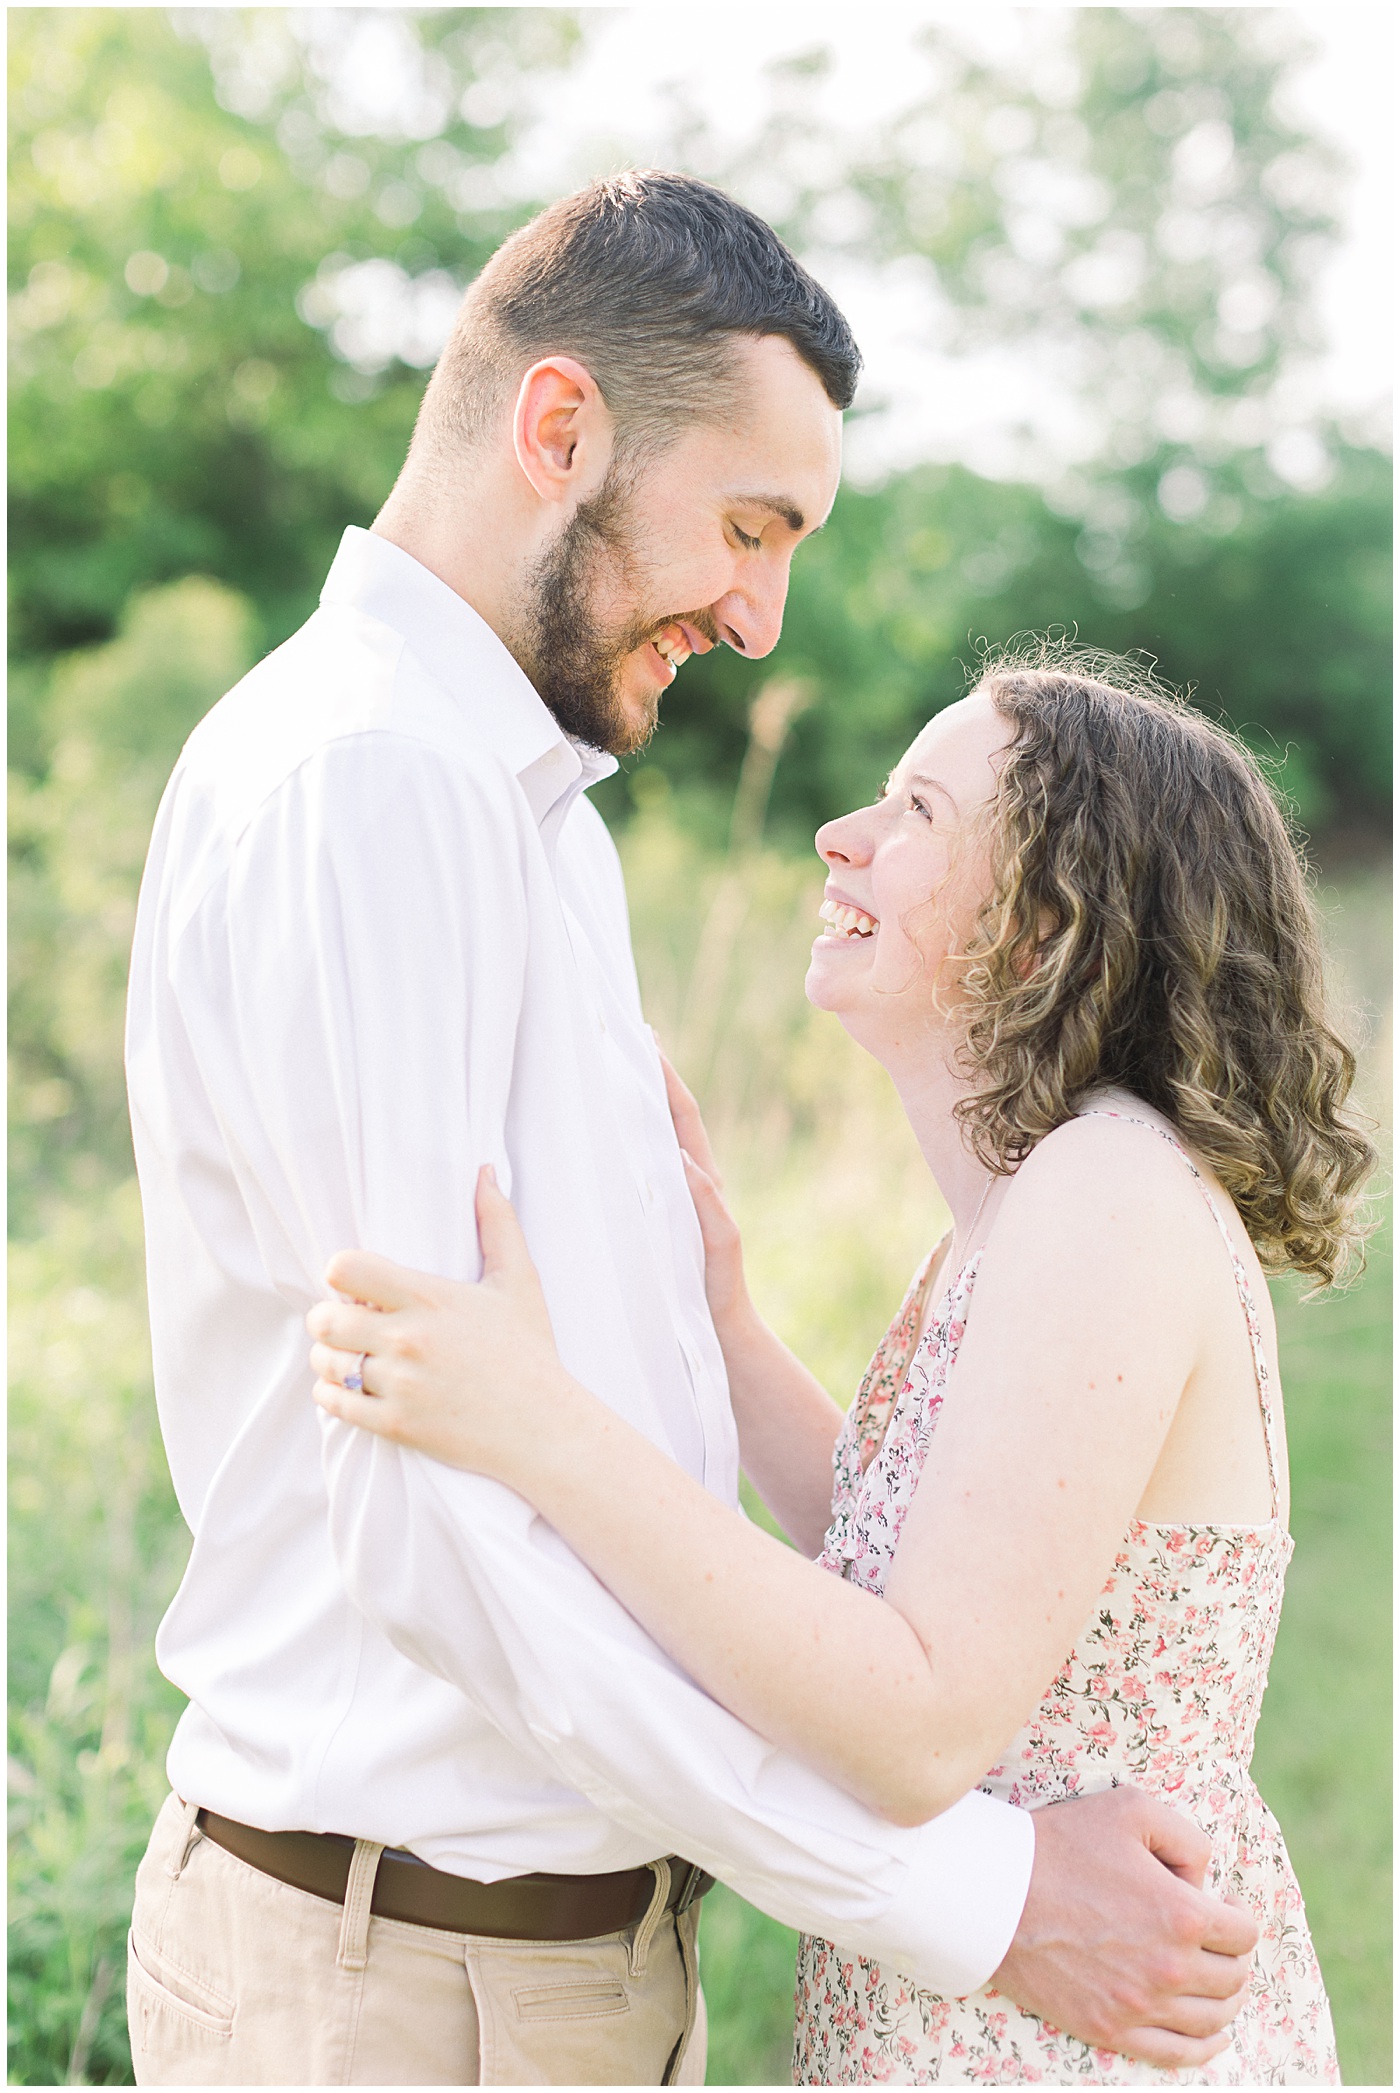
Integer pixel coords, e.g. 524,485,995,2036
884,1034,999,1246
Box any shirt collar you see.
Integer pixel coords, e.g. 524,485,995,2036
320,527,618,821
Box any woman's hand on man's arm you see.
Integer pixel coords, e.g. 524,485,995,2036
657,1046,748,1329
308,1169,576,1484
660,1046,845,1551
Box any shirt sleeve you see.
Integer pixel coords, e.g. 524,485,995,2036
222,730,1035,1996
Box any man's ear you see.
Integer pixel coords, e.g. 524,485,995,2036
512,356,612,505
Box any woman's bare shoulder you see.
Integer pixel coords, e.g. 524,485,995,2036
1017,1092,1187,1173
993,1096,1216,1268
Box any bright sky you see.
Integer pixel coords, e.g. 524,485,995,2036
499,3,1392,480
1281,5,1393,419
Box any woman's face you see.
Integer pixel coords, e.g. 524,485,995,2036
806,691,1014,1064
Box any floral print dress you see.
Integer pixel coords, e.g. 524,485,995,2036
794,1113,1339,2087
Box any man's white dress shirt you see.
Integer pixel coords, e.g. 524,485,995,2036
126,526,1034,1994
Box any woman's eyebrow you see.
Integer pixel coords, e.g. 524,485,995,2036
907,771,961,814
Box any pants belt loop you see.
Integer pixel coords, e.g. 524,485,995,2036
628,1859,671,1980
167,1796,203,1881
336,1840,385,1973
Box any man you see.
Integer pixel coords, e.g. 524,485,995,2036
125,171,1256,2086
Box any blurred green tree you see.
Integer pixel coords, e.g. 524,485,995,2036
9,579,259,1232
690,7,1342,466
623,5,1388,838
10,7,1388,840
632,443,1391,843
8,7,582,665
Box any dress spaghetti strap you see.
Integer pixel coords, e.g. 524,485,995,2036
847,1233,949,1472
1077,1108,1281,1518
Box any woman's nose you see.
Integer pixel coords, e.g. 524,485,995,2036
816,810,872,866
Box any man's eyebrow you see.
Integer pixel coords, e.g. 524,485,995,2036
730,493,807,533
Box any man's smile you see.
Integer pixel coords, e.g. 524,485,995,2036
637,615,717,687
652,626,692,670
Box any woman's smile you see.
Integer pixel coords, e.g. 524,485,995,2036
816,893,879,942
806,697,1009,1035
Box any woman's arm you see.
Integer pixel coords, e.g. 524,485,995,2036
309,1121,1216,1826
660,1053,844,1555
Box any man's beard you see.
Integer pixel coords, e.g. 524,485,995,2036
517,466,678,759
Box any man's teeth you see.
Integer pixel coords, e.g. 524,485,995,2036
819,898,878,939
653,632,692,668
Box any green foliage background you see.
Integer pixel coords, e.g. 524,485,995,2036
10,8,1391,834
8,8,1391,2084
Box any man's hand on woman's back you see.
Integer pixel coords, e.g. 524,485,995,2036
992,1785,1258,2069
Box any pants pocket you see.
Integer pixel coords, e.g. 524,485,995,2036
467,1927,685,2086
511,1977,630,2023
127,1928,234,2081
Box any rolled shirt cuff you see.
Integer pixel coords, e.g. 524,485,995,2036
827,1788,1036,1999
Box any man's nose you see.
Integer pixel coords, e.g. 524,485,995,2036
712,561,790,660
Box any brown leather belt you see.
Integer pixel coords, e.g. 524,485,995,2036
197,1810,714,1942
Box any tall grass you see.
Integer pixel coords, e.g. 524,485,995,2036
7,798,1390,2085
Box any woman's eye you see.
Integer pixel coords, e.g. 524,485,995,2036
909,793,933,821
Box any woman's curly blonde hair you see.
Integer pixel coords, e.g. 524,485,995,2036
955,640,1375,1287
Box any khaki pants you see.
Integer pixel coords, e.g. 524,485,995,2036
128,1793,707,2086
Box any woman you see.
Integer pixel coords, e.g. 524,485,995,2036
308,650,1371,2085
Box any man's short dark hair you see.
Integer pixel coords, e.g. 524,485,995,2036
416,169,861,459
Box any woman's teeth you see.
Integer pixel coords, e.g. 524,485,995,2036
819,898,878,939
